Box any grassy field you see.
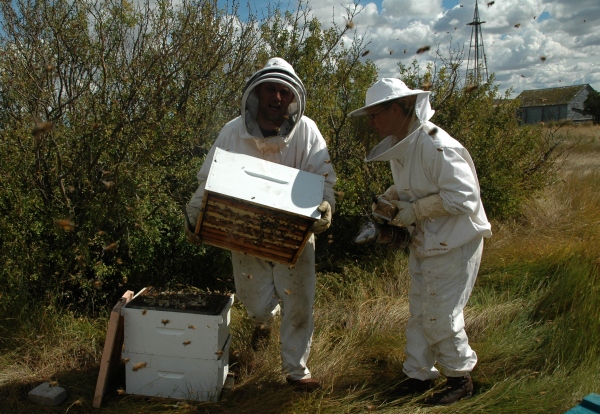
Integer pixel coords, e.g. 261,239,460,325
1,124,599,413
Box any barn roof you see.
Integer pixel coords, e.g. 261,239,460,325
516,84,590,108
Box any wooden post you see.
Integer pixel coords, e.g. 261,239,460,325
92,290,134,408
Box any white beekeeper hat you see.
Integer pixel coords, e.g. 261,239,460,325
348,78,428,117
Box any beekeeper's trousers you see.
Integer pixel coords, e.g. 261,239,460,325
403,235,483,380
232,236,316,381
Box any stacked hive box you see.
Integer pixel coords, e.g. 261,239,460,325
194,148,325,265
121,289,234,402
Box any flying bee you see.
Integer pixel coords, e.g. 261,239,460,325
32,121,53,137
188,325,197,330
437,148,444,152
103,242,118,251
487,1,494,6
122,358,130,364
323,173,329,177
141,309,147,315
161,319,169,326
428,127,439,136
183,340,191,346
465,84,479,93
215,350,224,356
101,180,115,189
117,388,126,395
416,45,430,54
540,56,547,62
132,362,147,371
389,50,394,55
345,19,355,29
55,219,75,231
93,280,103,289
285,289,291,295
362,50,370,57
324,159,331,164
48,380,58,387
514,23,521,28
440,242,448,246
421,82,432,91
403,49,407,53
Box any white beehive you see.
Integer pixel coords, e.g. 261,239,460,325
121,289,234,402
195,147,325,265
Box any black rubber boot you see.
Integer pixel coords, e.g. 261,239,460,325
389,377,435,397
422,373,474,405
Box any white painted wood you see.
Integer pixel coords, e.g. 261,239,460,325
121,295,233,360
206,148,324,219
122,335,231,402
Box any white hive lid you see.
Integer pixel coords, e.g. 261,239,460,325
205,147,324,219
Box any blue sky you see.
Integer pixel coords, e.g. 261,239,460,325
220,0,600,97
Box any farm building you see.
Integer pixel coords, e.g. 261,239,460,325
516,84,595,124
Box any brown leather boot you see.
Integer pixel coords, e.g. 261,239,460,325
286,377,321,391
422,373,473,405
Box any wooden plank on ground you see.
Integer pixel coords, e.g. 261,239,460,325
92,290,134,408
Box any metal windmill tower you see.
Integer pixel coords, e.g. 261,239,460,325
466,0,489,83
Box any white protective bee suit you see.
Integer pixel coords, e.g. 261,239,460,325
187,58,336,380
350,78,492,380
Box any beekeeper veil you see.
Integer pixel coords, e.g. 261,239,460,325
349,78,434,162
240,58,306,161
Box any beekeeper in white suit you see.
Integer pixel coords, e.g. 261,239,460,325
185,58,336,391
349,78,492,405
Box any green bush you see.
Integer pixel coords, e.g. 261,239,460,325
0,0,566,315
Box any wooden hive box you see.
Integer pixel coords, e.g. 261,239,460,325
195,148,324,265
121,288,234,402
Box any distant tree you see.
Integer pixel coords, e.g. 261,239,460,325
583,89,600,124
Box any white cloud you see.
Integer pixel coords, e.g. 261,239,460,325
304,0,600,97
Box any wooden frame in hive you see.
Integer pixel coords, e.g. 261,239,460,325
194,148,324,265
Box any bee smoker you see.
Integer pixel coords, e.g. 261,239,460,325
352,221,411,249
352,192,411,249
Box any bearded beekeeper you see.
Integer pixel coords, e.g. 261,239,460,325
349,78,492,405
185,58,336,391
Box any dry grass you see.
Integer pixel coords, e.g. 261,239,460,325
1,126,600,413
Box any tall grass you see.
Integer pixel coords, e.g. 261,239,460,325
1,128,600,413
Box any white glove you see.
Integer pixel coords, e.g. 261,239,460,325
413,193,449,221
184,218,202,246
388,194,449,227
310,201,332,234
388,200,416,227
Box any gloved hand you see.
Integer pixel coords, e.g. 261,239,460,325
372,185,400,221
388,200,416,227
184,218,202,246
310,201,332,234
